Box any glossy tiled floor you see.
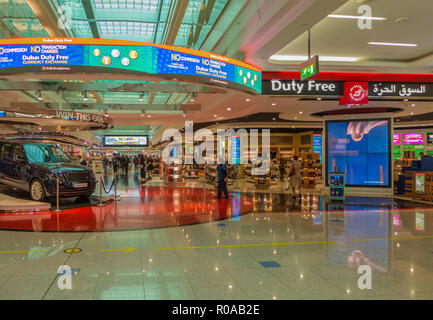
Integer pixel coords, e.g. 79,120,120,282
0,173,432,300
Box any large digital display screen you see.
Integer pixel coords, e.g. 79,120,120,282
403,132,423,145
104,136,148,147
0,38,261,93
326,119,391,187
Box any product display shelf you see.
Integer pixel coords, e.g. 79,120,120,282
184,163,200,179
164,165,186,186
329,172,345,201
301,152,321,189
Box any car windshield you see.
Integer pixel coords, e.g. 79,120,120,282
23,144,70,163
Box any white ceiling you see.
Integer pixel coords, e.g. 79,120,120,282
266,0,433,73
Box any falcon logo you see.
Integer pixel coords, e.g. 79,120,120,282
0,48,4,55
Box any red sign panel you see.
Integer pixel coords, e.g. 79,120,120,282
339,82,369,105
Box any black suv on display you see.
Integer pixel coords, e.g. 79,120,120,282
0,141,96,201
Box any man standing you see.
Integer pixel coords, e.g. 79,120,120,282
217,159,230,199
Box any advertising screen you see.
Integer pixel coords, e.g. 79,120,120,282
313,134,322,161
427,133,433,145
393,133,401,145
0,39,261,93
326,119,390,187
230,136,240,165
415,173,425,193
403,132,424,145
104,136,148,147
416,212,425,231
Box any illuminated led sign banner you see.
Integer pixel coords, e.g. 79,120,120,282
0,38,261,94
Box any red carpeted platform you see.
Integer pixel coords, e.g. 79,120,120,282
0,186,254,232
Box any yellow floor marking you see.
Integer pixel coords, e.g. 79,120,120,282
0,250,46,254
101,246,136,253
156,235,433,250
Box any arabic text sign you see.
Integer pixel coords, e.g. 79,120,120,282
403,132,424,145
369,82,430,97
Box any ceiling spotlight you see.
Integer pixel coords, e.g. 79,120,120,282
410,112,414,115
368,42,417,47
226,107,232,111
139,93,144,101
213,114,217,118
104,110,108,117
190,98,195,102
37,91,43,101
404,99,409,102
317,97,322,101
411,104,416,107
328,14,386,21
272,103,276,106
83,91,88,101
299,111,303,114
245,98,251,102
147,114,151,118
182,114,186,117
272,118,276,121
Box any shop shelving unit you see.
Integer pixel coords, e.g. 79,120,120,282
301,152,321,189
329,172,345,201
164,165,186,186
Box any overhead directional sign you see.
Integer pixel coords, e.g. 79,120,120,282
300,55,319,81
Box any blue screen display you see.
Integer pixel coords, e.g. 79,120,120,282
0,44,84,68
313,135,322,161
157,48,235,82
327,120,390,186
230,137,240,165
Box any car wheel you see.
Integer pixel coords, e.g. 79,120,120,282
30,179,46,202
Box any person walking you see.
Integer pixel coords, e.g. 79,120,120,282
112,155,118,175
287,155,303,197
279,157,286,182
217,159,230,199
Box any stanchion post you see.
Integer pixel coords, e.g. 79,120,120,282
97,176,104,206
53,177,63,212
113,169,120,201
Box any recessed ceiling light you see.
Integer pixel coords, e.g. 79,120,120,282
328,14,386,21
270,55,359,62
317,98,322,101
272,103,276,106
410,112,414,115
147,114,151,118
226,107,232,111
294,117,298,120
299,111,303,114
213,114,217,117
37,91,43,101
404,99,409,102
411,104,416,107
245,98,251,102
272,118,276,121
190,99,195,102
368,42,418,47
